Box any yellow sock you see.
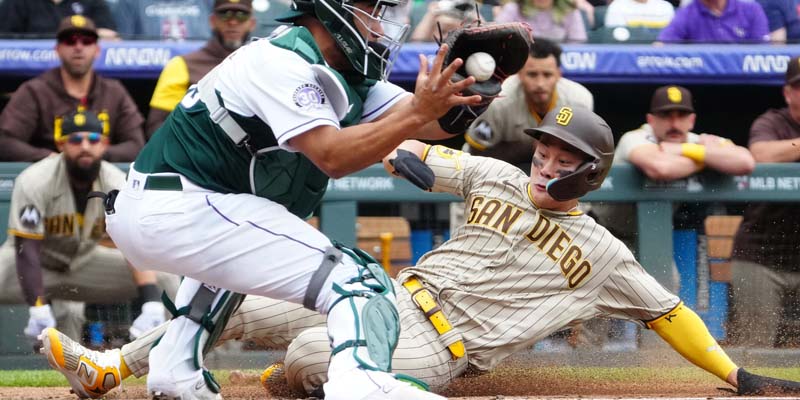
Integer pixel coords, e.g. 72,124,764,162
647,302,737,381
120,356,132,379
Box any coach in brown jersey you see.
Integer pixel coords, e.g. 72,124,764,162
0,108,175,343
40,107,800,398
0,16,144,162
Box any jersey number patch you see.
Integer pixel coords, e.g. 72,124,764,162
181,85,201,109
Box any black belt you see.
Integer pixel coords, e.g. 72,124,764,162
143,175,183,191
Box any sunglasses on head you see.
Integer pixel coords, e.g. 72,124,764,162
59,33,98,46
66,132,103,145
215,10,251,22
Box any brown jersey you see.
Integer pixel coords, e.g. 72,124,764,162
398,145,679,371
0,68,145,162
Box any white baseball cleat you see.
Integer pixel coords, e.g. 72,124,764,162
39,327,121,399
149,371,223,400
324,367,446,400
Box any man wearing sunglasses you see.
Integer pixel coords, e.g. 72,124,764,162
146,0,256,137
0,15,145,163
0,108,177,346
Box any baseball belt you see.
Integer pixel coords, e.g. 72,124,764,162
402,277,465,359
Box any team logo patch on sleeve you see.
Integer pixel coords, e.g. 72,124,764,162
293,84,326,109
19,205,42,229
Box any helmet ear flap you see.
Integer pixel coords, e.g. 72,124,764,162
545,160,605,201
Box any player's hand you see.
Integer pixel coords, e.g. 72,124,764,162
24,304,56,338
412,44,483,122
129,301,166,339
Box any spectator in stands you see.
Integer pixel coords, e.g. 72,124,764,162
0,108,177,342
113,0,214,40
0,0,118,39
729,56,800,347
657,0,769,42
604,0,675,29
495,0,587,42
0,16,145,162
146,0,256,137
463,38,593,167
754,0,800,42
410,0,480,42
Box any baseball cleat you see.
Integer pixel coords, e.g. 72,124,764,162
324,368,446,400
737,368,800,395
39,327,121,399
149,370,222,400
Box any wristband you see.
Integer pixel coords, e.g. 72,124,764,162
681,143,706,163
138,283,161,303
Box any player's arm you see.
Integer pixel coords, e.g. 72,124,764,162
750,138,800,162
290,46,481,178
627,143,704,181
660,134,755,175
0,85,53,161
14,236,46,306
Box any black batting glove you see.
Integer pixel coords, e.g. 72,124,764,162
389,149,435,191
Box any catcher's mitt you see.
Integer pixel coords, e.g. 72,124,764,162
441,22,533,102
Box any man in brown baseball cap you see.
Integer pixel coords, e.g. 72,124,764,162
56,15,99,42
649,84,695,115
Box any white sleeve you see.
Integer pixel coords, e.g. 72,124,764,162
360,80,411,122
214,41,340,151
604,2,626,27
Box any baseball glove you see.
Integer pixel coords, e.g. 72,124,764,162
441,22,533,103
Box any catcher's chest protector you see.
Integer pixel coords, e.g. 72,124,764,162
247,28,380,217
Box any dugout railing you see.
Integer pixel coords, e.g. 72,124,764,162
1,162,799,362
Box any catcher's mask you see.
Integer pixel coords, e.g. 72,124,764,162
279,0,410,81
523,106,614,201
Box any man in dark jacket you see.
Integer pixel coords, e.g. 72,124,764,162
0,16,144,162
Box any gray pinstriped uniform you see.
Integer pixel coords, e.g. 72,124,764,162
119,146,680,393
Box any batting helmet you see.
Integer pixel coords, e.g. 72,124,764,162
523,106,614,201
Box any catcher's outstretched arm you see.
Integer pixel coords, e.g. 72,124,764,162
646,302,738,384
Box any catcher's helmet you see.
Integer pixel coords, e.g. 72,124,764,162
278,0,409,81
523,106,614,201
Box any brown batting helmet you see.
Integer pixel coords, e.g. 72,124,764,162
523,106,614,201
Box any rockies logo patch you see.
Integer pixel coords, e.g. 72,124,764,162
292,83,326,109
19,205,41,229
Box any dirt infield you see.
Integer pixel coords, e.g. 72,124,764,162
0,366,741,400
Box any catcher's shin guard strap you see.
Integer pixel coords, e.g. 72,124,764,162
304,246,344,311
646,302,737,381
328,244,399,372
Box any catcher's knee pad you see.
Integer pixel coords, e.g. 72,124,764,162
304,244,399,372
161,284,246,392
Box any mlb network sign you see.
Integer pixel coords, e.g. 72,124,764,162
103,47,173,68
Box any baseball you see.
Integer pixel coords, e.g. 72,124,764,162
465,52,496,82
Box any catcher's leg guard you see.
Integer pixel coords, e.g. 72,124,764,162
305,245,399,372
148,278,245,397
